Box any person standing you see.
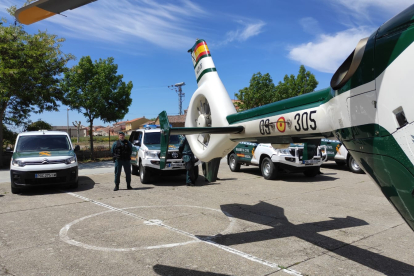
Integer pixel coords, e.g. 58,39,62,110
111,131,133,191
179,135,196,186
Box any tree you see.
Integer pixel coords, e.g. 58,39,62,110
274,65,318,102
2,125,17,150
234,72,276,111
72,121,82,143
61,56,133,158
0,3,74,166
26,119,52,131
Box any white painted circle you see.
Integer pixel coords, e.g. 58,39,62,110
59,205,236,252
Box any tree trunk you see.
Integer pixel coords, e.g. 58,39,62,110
0,101,8,168
89,120,94,160
0,120,4,168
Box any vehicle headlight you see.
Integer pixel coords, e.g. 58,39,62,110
12,159,25,167
278,149,290,155
145,150,159,159
65,156,77,164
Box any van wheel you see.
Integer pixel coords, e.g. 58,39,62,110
261,157,277,180
11,186,21,194
140,163,151,184
304,167,319,177
131,164,139,175
348,155,363,174
229,153,241,172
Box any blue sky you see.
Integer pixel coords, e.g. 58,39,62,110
1,0,413,128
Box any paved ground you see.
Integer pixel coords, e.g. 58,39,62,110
1,161,414,276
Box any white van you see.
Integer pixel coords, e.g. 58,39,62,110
10,131,79,194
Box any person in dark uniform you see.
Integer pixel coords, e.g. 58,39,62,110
111,131,133,191
179,135,196,186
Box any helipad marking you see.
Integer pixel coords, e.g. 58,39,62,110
63,192,303,275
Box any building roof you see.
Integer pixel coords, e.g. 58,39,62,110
114,120,127,125
168,114,186,123
126,117,146,123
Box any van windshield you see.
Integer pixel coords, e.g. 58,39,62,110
16,135,71,152
144,133,181,145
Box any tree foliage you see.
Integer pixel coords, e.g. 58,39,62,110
2,125,17,150
274,65,319,102
235,66,318,111
61,56,133,158
26,119,52,131
0,3,74,165
234,73,276,111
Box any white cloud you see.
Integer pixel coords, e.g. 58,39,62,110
221,20,265,45
299,17,322,35
331,0,413,20
288,27,373,73
29,0,207,50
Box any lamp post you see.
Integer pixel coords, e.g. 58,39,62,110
67,108,69,136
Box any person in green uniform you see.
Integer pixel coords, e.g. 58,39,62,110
111,131,133,191
179,135,196,186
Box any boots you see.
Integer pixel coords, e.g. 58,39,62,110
127,184,133,190
113,185,119,191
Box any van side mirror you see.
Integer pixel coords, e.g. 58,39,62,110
74,145,80,152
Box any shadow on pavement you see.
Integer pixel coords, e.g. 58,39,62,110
138,174,219,187
237,167,339,182
116,187,153,191
19,176,96,196
321,162,350,172
153,264,231,276
197,202,414,275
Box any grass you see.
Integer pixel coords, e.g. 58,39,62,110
71,135,130,150
78,157,113,163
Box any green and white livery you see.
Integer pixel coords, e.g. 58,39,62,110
178,5,414,231
10,131,79,194
228,142,327,180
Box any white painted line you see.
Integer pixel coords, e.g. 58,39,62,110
63,192,303,275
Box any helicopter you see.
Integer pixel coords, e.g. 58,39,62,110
15,1,414,231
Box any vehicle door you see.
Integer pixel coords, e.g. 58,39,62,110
320,139,341,161
236,142,257,164
130,131,142,165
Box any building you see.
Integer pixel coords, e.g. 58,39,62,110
154,111,186,127
232,99,243,111
51,126,78,138
125,117,150,134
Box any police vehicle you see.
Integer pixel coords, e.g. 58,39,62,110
227,142,327,180
320,139,363,174
129,126,200,184
10,131,79,194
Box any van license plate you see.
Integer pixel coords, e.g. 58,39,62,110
36,173,57,178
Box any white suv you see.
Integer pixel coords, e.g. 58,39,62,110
129,128,200,183
10,131,79,194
